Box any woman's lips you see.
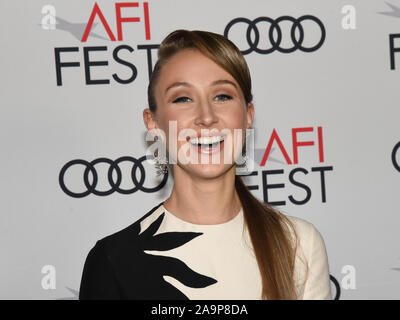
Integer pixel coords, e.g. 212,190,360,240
188,135,225,145
190,139,225,155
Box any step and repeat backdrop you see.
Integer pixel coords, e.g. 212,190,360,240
1,0,399,299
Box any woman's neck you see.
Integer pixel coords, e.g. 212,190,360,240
163,165,242,225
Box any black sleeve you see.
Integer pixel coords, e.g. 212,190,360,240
79,240,121,300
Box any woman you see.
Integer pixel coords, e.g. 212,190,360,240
79,29,332,300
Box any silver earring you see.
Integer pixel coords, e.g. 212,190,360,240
153,136,168,176
242,154,249,171
154,154,168,176
236,142,249,174
239,154,249,172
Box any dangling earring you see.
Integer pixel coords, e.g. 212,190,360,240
153,136,168,176
242,143,249,172
154,153,168,176
236,141,249,174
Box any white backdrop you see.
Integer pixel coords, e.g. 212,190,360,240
1,0,399,299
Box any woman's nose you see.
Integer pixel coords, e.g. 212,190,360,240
194,99,218,127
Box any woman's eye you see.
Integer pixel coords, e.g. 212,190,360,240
172,96,191,103
215,94,233,101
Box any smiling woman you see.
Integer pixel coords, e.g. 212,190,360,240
78,29,332,300
146,47,251,174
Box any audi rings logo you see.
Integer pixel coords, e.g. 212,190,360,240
392,142,400,173
224,15,326,55
59,156,168,198
330,274,341,300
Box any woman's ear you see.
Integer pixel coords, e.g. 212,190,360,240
143,108,158,131
246,102,254,129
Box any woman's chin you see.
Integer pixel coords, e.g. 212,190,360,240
177,162,235,179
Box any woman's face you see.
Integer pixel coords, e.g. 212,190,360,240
144,48,254,179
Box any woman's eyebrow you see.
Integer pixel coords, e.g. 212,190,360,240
210,79,238,90
165,82,192,94
165,79,238,94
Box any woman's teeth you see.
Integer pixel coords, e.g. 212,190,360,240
190,135,224,146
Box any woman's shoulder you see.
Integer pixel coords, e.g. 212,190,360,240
282,214,329,268
283,214,332,299
94,202,165,252
283,214,325,246
79,202,166,299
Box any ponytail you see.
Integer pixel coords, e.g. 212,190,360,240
235,176,299,299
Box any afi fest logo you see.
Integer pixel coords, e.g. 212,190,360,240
243,126,334,206
42,2,158,86
377,2,400,69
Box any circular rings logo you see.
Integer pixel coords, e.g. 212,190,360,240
330,274,341,300
59,156,168,198
224,15,326,55
392,141,400,173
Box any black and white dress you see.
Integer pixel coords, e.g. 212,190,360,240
79,202,332,300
